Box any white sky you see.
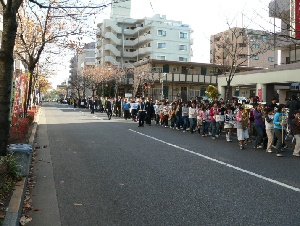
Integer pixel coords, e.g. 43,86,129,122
51,0,276,88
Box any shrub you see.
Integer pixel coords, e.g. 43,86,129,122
0,154,21,202
8,118,30,143
27,110,35,124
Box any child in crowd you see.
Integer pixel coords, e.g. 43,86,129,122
264,107,274,153
235,105,250,150
224,105,235,142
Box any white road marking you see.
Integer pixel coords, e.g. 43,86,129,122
129,129,300,193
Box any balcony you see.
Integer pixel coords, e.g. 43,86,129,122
104,44,121,57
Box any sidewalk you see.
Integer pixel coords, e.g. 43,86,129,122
3,107,61,226
26,107,61,226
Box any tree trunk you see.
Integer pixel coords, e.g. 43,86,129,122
225,83,233,103
0,0,23,156
24,68,34,116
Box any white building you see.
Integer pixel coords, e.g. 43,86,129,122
68,42,96,97
78,42,96,68
96,0,193,67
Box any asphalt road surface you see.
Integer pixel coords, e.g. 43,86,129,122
28,103,300,226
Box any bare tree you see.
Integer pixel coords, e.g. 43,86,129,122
211,26,272,101
132,63,154,97
0,0,123,155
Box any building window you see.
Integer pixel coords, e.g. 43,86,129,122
262,35,267,41
179,32,188,39
179,57,187,62
201,67,207,75
239,43,246,47
172,67,179,72
252,55,259,60
268,57,274,62
157,55,166,60
252,44,259,48
157,43,166,49
179,45,187,51
158,30,166,36
238,54,247,59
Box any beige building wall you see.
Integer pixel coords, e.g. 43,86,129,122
210,27,275,68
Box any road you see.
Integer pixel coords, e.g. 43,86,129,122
28,103,300,226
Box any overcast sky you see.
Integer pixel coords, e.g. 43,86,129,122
52,0,277,87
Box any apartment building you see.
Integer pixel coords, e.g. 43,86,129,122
68,42,96,97
210,27,275,68
269,0,300,64
96,1,193,67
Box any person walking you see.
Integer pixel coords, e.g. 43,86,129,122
106,98,113,120
273,104,287,157
162,101,170,128
286,95,300,135
209,103,220,139
264,107,275,153
153,100,161,125
137,97,147,127
235,105,250,150
253,104,264,149
89,98,95,114
175,100,182,130
123,98,131,120
188,102,197,133
224,105,235,142
292,110,300,157
182,102,189,132
198,106,209,137
145,99,154,125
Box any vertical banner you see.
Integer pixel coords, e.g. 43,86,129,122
258,88,262,102
296,0,300,39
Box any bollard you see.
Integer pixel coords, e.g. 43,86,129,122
7,144,32,177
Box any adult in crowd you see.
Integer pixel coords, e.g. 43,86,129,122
268,98,278,109
253,104,264,149
123,98,131,120
137,97,147,127
145,99,154,125
175,100,182,130
116,96,122,117
106,98,113,120
286,95,300,135
292,110,300,157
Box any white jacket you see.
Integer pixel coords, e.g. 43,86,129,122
189,107,197,118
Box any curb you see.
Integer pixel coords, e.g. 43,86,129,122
3,107,40,226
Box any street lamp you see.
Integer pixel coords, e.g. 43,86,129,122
160,73,167,100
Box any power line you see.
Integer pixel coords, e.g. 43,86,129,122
148,0,155,13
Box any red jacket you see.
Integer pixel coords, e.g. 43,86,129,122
209,107,219,121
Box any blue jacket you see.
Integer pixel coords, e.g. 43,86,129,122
273,112,287,130
123,101,131,110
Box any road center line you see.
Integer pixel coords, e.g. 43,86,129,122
129,129,300,193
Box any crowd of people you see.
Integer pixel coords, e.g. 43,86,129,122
68,94,300,158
